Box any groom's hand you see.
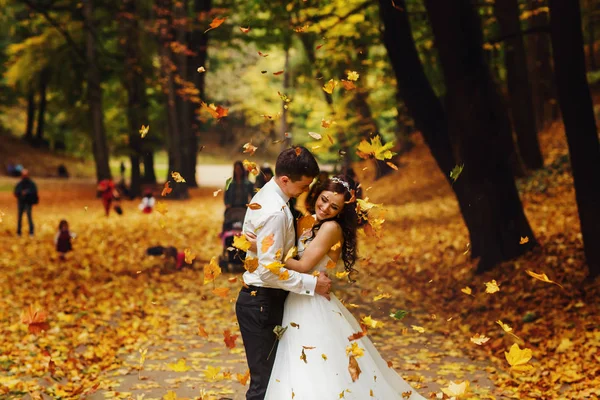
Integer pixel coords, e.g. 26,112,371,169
315,272,332,300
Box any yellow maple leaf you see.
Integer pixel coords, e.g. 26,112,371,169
336,271,350,279
204,365,222,381
356,135,396,161
139,124,149,138
233,235,251,252
184,248,195,264
265,261,285,275
163,391,179,400
261,233,275,253
526,270,564,288
244,257,258,273
470,333,490,345
325,259,336,270
496,320,513,333
203,256,222,284
243,159,259,176
461,286,472,295
242,142,257,155
505,343,533,372
278,270,290,280
373,293,391,301
171,171,186,183
236,369,250,385
347,71,359,81
345,342,364,358
322,79,337,94
520,236,529,244
362,315,383,329
484,279,500,294
167,358,191,372
275,248,282,260
441,380,470,398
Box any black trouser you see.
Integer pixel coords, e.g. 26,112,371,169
236,286,287,400
17,202,33,235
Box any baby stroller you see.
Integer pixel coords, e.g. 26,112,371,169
219,206,247,273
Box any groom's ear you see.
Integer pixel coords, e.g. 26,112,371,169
280,175,290,185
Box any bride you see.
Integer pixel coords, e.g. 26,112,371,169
263,175,426,400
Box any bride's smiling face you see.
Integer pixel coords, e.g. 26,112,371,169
315,190,345,221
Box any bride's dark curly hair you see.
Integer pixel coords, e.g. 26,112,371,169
304,174,358,274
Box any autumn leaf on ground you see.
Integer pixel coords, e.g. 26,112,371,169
204,365,222,381
163,391,180,400
484,279,500,294
323,79,337,94
389,310,409,320
239,26,250,33
203,256,221,284
244,257,258,273
167,358,191,372
450,164,464,183
204,16,226,33
470,334,490,345
505,343,533,372
461,286,472,295
212,287,230,298
441,381,470,398
346,342,365,358
261,233,275,252
155,201,168,215
356,136,396,161
362,315,383,329
526,270,564,289
161,181,172,197
197,325,208,338
265,261,284,275
348,355,362,382
21,305,50,334
139,124,149,138
184,248,195,264
223,329,239,349
138,347,148,370
242,142,257,155
520,236,529,244
171,171,186,183
236,369,250,385
308,131,322,140
373,292,391,301
243,159,259,176
197,66,206,73
411,325,425,333
233,235,252,252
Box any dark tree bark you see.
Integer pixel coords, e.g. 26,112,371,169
120,0,148,197
587,0,597,70
526,0,559,128
495,0,544,171
143,151,157,184
83,0,111,182
548,0,600,280
280,45,290,152
378,0,483,257
24,85,35,142
424,0,537,272
35,68,49,147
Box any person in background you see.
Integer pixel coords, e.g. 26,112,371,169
97,179,118,216
224,160,254,209
55,220,76,260
254,165,274,191
14,169,38,237
138,189,156,213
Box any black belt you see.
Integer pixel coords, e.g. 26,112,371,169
241,285,287,297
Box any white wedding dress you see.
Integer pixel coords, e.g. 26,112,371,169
264,227,426,400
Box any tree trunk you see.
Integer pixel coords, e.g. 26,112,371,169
548,0,600,280
378,0,483,257
83,0,111,182
24,84,35,142
35,68,49,147
280,46,290,151
588,0,597,70
526,0,559,128
424,0,537,272
143,151,156,184
120,0,147,198
495,0,544,171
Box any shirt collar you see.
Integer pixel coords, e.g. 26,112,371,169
268,178,290,204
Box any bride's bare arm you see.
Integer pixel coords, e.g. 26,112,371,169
285,221,342,273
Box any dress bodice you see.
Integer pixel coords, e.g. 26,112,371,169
297,222,337,273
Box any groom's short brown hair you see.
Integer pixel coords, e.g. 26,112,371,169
275,146,320,181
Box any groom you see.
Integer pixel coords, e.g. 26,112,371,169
236,146,332,400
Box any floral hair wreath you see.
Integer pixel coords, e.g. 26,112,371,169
330,177,352,193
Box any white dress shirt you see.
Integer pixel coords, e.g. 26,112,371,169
242,179,317,296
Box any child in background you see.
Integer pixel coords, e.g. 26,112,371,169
138,190,156,213
146,245,186,270
55,220,76,260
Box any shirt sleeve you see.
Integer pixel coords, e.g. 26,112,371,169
255,212,317,296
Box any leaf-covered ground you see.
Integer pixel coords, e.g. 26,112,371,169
1,123,598,400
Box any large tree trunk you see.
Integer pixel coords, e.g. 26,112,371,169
587,0,597,70
378,0,483,257
35,68,49,147
24,84,35,142
120,0,148,198
424,0,537,272
495,0,544,171
526,0,559,128
143,151,156,184
83,0,111,182
548,0,600,280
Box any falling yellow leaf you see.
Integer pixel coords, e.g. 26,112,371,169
204,16,226,33
373,293,391,301
325,259,336,270
244,257,258,273
335,271,350,279
233,235,252,252
505,343,533,372
362,315,383,329
520,236,529,244
526,270,564,289
171,171,186,183
322,353,328,361
345,342,365,358
348,355,361,382
484,280,500,294
167,358,191,372
197,66,206,73
203,256,221,284
213,189,222,197
470,334,490,345
356,136,396,161
321,119,336,128
261,233,275,253
139,125,149,138
496,320,513,333
265,261,285,275
278,270,290,280
461,286,472,295
242,142,257,155
347,71,359,81
322,79,337,94
308,131,322,140
155,201,168,215
284,246,297,262
243,159,259,176
184,248,196,264
411,325,425,333
441,381,470,398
